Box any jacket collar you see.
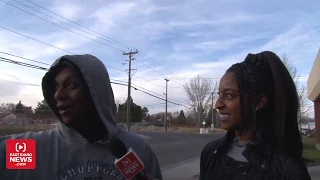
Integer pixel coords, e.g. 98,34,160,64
217,130,273,171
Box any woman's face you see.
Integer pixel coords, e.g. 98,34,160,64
215,72,251,130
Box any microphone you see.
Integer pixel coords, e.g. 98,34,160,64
109,138,148,180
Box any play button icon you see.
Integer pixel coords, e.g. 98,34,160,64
15,143,26,152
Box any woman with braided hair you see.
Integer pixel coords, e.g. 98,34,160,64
199,51,311,179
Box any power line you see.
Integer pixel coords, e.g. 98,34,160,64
0,50,186,100
11,0,130,50
0,56,190,108
112,79,189,104
137,53,187,85
0,2,191,99
133,83,183,89
24,0,135,50
0,26,75,54
135,58,185,86
175,77,221,79
113,80,161,95
0,18,185,91
133,74,189,97
105,65,125,72
0,57,48,71
109,67,188,97
5,0,188,86
135,59,167,77
140,103,166,107
0,0,124,52
0,52,51,66
0,50,125,73
112,79,166,99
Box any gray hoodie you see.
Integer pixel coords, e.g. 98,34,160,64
0,54,163,180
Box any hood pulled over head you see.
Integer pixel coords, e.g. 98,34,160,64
41,54,118,142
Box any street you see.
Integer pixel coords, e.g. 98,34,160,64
135,131,222,168
135,131,320,180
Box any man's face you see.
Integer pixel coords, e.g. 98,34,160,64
54,66,88,126
215,72,244,130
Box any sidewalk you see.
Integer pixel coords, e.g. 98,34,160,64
162,157,320,180
308,165,320,180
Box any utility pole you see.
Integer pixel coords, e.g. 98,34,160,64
211,92,214,130
123,50,138,131
164,78,169,132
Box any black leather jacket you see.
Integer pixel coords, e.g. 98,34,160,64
199,132,311,180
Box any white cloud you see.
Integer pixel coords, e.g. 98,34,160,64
91,2,138,26
50,2,82,21
0,0,319,116
194,33,271,51
168,13,268,27
186,32,203,37
260,22,317,52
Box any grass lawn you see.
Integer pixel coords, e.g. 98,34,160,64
302,136,320,163
0,124,53,137
1,125,319,163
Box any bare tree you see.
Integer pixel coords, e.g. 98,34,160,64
183,75,218,126
0,103,16,113
281,54,313,128
282,54,300,85
298,85,313,117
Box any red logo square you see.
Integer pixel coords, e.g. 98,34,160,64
115,149,145,179
6,139,36,169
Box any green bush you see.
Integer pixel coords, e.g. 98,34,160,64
309,130,316,138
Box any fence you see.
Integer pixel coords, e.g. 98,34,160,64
126,123,227,134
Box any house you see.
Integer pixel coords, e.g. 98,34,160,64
0,112,17,123
307,48,320,150
0,106,35,125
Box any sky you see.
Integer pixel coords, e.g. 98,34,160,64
0,0,319,116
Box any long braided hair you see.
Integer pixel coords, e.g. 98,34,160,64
226,51,302,159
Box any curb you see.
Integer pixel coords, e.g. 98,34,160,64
133,130,226,135
307,163,320,167
161,157,199,172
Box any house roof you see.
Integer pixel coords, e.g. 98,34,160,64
0,112,14,119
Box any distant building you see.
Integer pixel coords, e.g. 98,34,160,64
307,48,320,150
0,112,17,123
0,106,35,125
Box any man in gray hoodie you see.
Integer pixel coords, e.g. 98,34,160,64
0,54,163,180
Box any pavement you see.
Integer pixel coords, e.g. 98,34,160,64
134,131,222,179
134,131,320,180
308,165,320,180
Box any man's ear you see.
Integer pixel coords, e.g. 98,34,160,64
256,94,268,110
